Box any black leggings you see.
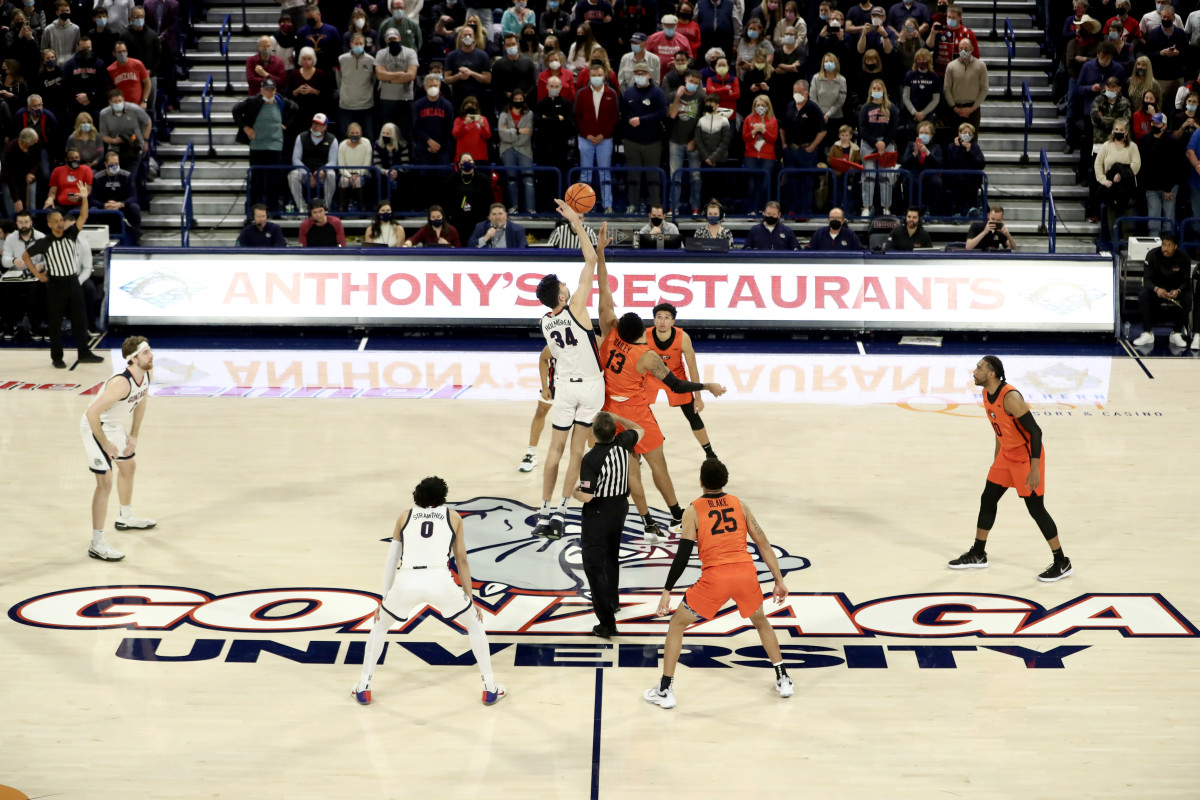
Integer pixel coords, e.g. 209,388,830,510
977,481,1058,541
679,401,705,432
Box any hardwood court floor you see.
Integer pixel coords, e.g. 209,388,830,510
1,348,1197,800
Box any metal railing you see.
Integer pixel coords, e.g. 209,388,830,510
1037,148,1057,252
915,170,989,220
245,164,387,217
775,166,839,216
179,141,196,246
1003,18,1016,99
566,166,672,213
989,0,1000,39
201,75,216,157
219,13,234,94
1020,80,1033,165
240,0,251,34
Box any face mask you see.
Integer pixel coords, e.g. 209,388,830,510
905,25,915,34
764,215,778,225
632,43,642,53
350,134,362,142
793,92,805,104
352,45,365,55
464,106,477,114
1113,131,1125,140
259,49,272,59
388,40,403,54
355,18,366,28
95,16,106,27
506,45,518,56
393,8,404,17
918,132,931,144
871,17,884,26
716,65,728,76
707,104,719,113
680,11,693,19
116,52,128,63
548,86,560,96
829,218,842,230
635,74,648,87
132,18,145,29
590,75,603,88
512,98,524,107
80,49,92,59
112,101,125,113
706,214,720,224
783,35,795,45
960,132,972,143
427,85,440,97
1110,31,1120,40
650,216,663,225
947,18,959,28
754,104,766,115
664,26,675,37
380,212,393,221
1104,89,1117,99
785,11,795,20
1189,104,1198,112
461,162,474,172
58,12,70,21
45,60,55,69
819,12,829,20
29,107,40,116
824,60,835,72
80,122,91,132
548,0,559,8
312,129,323,139
106,163,118,174
748,29,759,39
462,35,474,46
871,90,883,100
68,159,80,169
865,61,879,69
753,61,766,69
1158,3,1167,12
429,218,444,228
685,81,699,92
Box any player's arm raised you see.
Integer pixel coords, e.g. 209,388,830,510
84,378,130,459
638,350,726,397
1003,389,1043,490
539,346,552,401
744,502,788,603
596,221,619,338
555,198,598,320
450,510,483,621
658,506,699,616
679,329,705,412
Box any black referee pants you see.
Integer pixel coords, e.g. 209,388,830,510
580,498,628,629
45,274,90,362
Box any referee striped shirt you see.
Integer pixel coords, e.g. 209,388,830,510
547,222,599,250
26,227,81,277
579,429,639,501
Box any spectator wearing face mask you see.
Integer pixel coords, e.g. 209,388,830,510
742,94,779,211
89,149,140,243
1172,90,1200,139
533,73,576,208
247,35,287,96
63,37,106,121
893,17,924,72
85,8,120,66
538,50,576,101
1140,1,1167,38
445,27,491,110
1145,6,1189,103
1093,119,1140,233
925,4,977,77
667,69,705,214
621,60,667,213
856,5,896,61
452,95,491,164
574,61,619,213
375,30,419,150
445,154,493,233
337,33,378,143
942,36,987,136
404,204,463,247
694,95,731,205
1105,0,1138,41
744,200,797,249
45,146,92,212
1127,57,1160,116
807,207,864,250
412,74,455,165
541,0,574,52
298,7,343,74
780,80,825,216
1109,21,1136,76
42,1,80,63
944,120,984,216
647,15,694,82
900,120,942,213
900,48,940,141
493,32,538,115
618,32,661,92
852,48,888,115
336,122,373,211
1139,112,1180,234
694,0,738,65
888,0,931,35
811,53,847,138
1088,76,1132,217
1132,90,1161,140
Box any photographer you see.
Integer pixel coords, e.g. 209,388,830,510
965,205,1016,251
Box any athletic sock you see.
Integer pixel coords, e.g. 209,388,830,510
465,612,497,693
1052,546,1066,564
659,674,673,693
970,539,986,556
526,445,537,455
119,504,132,518
539,501,552,517
669,504,683,520
555,498,569,516
702,443,716,459
772,661,789,680
642,513,655,528
356,613,392,693
92,529,104,546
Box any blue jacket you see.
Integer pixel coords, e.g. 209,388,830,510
1075,59,1125,117
468,219,528,248
807,225,864,251
744,221,797,250
238,222,288,247
621,84,668,142
695,0,735,35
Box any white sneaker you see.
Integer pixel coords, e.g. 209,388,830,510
1131,331,1155,347
644,685,676,709
860,207,870,217
1169,332,1188,348
668,516,683,534
775,675,794,698
1191,333,1200,350
518,452,537,472
115,514,157,530
88,541,125,561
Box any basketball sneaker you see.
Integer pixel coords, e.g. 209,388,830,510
643,685,676,709
668,514,684,534
1037,558,1073,582
351,687,372,705
643,521,665,543
115,513,157,530
544,516,565,540
518,452,537,472
775,675,795,698
87,541,125,561
947,550,988,569
531,517,554,538
482,684,507,706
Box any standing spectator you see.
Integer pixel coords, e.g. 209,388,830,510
1127,57,1160,116
498,88,536,212
694,95,731,204
694,0,737,61
1093,117,1140,232
379,0,422,52
705,54,739,112
613,0,655,52
288,112,338,211
143,0,181,106
412,74,455,164
538,50,576,101
1147,5,1189,104
234,79,297,210
966,205,1017,251
1172,90,1200,139
811,52,847,138
573,0,614,52
468,203,529,247
445,27,492,110
744,200,797,249
63,37,106,121
853,48,891,111
2,128,41,215
374,29,418,150
247,35,287,96
1110,20,1136,76
98,88,150,179
621,60,666,212
900,119,942,212
237,204,288,247
493,32,538,113
925,4,977,77
533,74,575,208
943,36,987,136
944,120,984,216
780,80,826,216
270,13,298,69
403,204,462,246
618,32,660,91
542,0,573,49
42,1,80,62
363,200,406,245
298,199,346,246
574,46,618,92
567,21,601,71
8,16,42,80
67,112,102,170
768,24,803,112
502,0,538,39
1140,112,1179,234
1132,232,1193,348
738,46,773,119
646,15,692,82
1075,41,1125,175
96,0,134,35
813,11,852,73
90,148,140,242
1107,0,1138,41
693,199,734,242
900,48,940,142
123,7,164,106
856,5,896,59
736,19,774,82
668,71,705,214
574,61,619,213
286,48,330,155
676,3,701,48
337,33,377,142
858,78,898,215
663,50,692,93
452,95,491,162
445,154,494,233
107,41,150,108
336,121,372,210
893,18,925,71
1087,76,1131,220
1132,91,1160,141
845,0,875,36
1063,17,1099,153
298,7,343,74
742,94,778,210
32,49,66,117
343,9,378,56
807,206,865,249
886,206,933,250
85,8,121,65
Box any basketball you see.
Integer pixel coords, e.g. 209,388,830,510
564,183,596,214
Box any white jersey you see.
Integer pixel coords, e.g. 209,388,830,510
96,368,150,429
540,307,602,381
400,505,457,569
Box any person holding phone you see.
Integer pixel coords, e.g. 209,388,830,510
965,205,1016,251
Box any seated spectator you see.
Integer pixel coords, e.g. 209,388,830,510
636,204,681,236
1140,113,1179,234
336,121,373,210
67,112,102,170
900,120,942,212
237,203,288,247
98,88,151,178
247,35,287,96
298,199,346,246
363,200,406,245
744,200,797,249
694,199,734,242
886,206,933,250
42,0,80,63
944,120,984,216
2,128,42,215
289,112,337,212
1093,118,1141,232
1,210,44,340
808,206,864,250
468,203,528,248
547,217,598,248
44,146,91,212
452,95,491,163
499,89,536,213
1132,231,1195,348
943,36,987,136
538,50,576,101
90,149,140,243
403,204,462,246
965,205,1016,251
10,95,56,175
828,123,863,211
411,74,455,165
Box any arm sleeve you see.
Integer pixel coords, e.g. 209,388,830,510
663,538,695,591
1014,411,1043,455
661,371,705,393
381,539,402,594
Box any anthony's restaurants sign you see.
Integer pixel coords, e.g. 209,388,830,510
107,252,1115,331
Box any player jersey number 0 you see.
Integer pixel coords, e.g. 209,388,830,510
541,308,602,380
400,505,457,569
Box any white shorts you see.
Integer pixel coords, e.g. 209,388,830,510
80,417,132,474
380,568,472,622
551,376,604,430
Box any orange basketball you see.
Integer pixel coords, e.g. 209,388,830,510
564,183,596,214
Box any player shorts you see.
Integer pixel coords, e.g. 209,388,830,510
380,567,472,622
648,374,694,407
602,396,665,454
684,560,763,620
987,446,1046,498
551,376,604,430
80,417,134,474
538,380,556,404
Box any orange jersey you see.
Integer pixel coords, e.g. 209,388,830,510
984,382,1033,453
600,328,652,403
646,326,688,380
690,492,753,569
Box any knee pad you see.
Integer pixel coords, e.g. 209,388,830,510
1023,494,1059,541
679,402,705,431
976,482,1006,531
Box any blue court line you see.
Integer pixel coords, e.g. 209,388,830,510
590,667,604,800
1122,341,1155,379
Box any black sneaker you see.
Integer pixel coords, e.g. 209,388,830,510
643,521,665,543
545,516,565,540
1037,558,1073,583
591,623,617,639
948,550,988,569
531,518,554,538
77,352,105,364
51,358,67,369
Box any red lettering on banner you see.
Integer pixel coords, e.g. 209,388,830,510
970,278,1003,310
692,275,728,308
815,276,850,309
381,273,420,305
515,273,542,307
658,274,693,306
225,273,258,304
852,277,891,309
896,277,931,309
266,273,301,304
623,274,656,307
305,273,338,305
468,273,503,306
426,273,460,306
342,273,379,305
729,275,765,308
36,383,79,391
935,277,969,310
770,276,806,308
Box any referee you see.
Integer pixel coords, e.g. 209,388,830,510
21,182,103,368
573,411,644,639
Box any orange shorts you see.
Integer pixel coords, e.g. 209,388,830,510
684,560,763,620
648,375,694,407
987,446,1046,497
602,398,664,454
